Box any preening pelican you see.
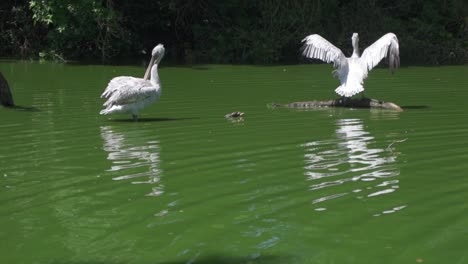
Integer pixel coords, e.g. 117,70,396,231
100,44,165,121
302,33,399,97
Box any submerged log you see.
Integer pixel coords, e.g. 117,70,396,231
0,72,14,107
271,97,403,111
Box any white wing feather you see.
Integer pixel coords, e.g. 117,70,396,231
360,33,400,72
102,77,157,107
301,34,347,68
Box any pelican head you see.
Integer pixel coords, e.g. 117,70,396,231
144,44,165,80
152,44,165,63
351,33,359,57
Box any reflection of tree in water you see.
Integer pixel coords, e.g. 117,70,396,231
100,126,163,196
303,119,402,210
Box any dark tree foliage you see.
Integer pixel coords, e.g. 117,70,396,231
0,0,467,64
0,0,46,58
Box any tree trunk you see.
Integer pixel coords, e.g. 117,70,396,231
271,97,403,111
0,72,14,107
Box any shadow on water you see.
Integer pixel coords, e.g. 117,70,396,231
1,105,40,112
401,105,430,110
109,117,199,123
189,65,213,70
52,262,126,264
51,255,292,264
158,255,293,264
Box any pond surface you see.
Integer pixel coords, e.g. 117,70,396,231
1,61,467,264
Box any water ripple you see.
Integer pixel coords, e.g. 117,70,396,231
303,118,402,210
100,126,163,196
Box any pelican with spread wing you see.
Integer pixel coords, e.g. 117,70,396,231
100,44,165,121
301,33,399,97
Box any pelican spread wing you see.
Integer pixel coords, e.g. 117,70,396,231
102,77,157,107
360,33,400,72
301,34,347,68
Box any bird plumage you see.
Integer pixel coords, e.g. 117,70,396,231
360,33,399,72
302,33,399,97
100,77,160,115
100,44,165,120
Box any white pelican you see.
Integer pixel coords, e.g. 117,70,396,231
100,44,165,121
301,33,399,97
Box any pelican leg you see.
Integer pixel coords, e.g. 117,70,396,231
132,114,138,121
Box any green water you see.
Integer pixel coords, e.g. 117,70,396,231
1,61,467,264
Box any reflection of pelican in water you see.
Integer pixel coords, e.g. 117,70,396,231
100,126,163,196
303,118,402,207
336,119,397,179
